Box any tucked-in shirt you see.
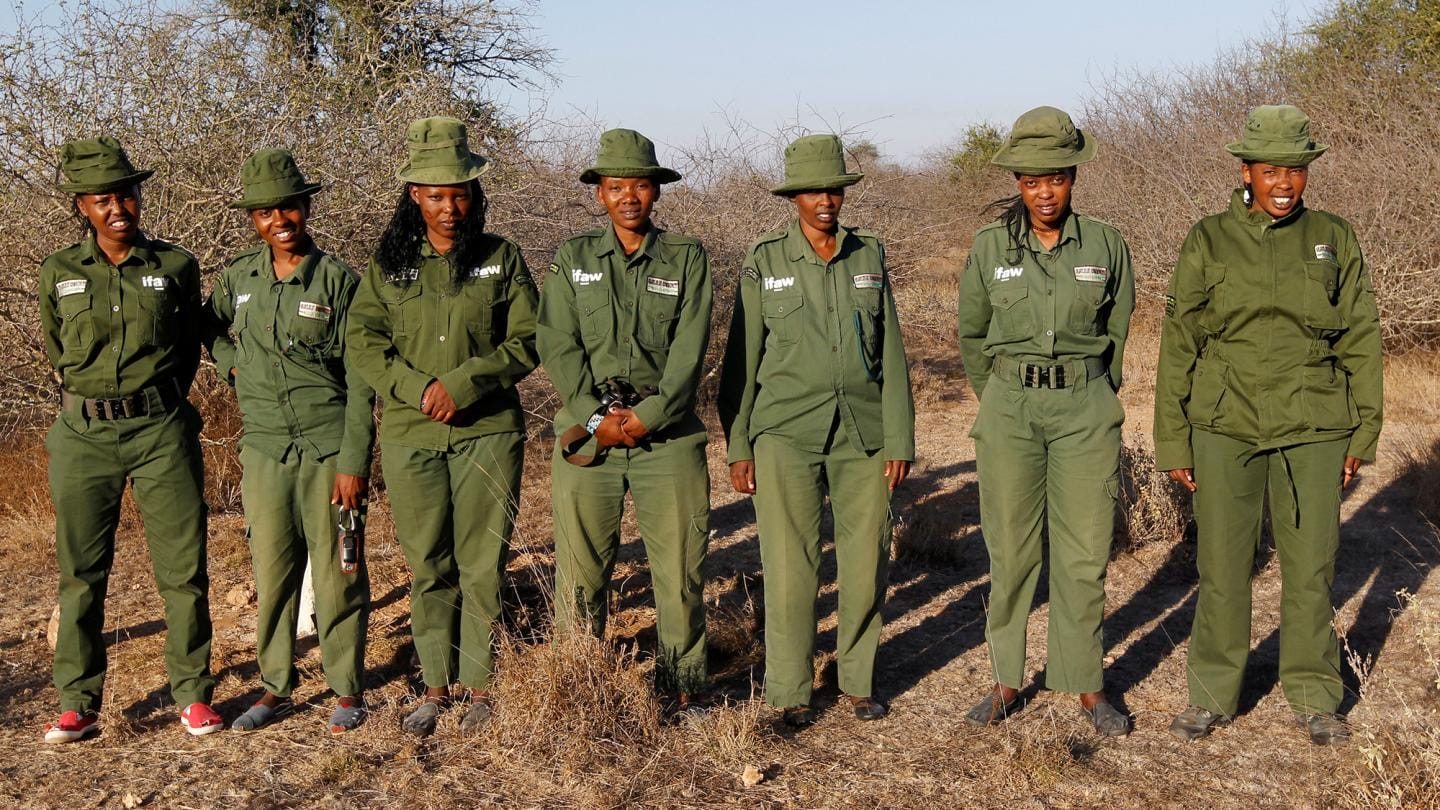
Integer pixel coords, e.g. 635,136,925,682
536,226,712,436
1153,191,1383,469
39,233,202,399
719,219,915,463
347,236,539,450
204,244,376,477
956,212,1135,400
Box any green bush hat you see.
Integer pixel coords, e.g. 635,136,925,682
579,128,681,185
230,148,324,209
396,116,491,185
57,136,153,194
990,106,1097,174
770,134,864,196
1225,105,1328,166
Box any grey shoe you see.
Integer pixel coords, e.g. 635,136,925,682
328,700,366,735
232,700,291,732
964,690,1020,727
458,698,493,737
401,700,443,737
1295,712,1349,745
1168,706,1232,741
1082,701,1131,737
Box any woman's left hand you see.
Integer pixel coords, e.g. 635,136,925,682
420,379,458,423
1342,456,1363,489
884,460,910,491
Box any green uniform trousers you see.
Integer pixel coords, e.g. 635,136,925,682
752,428,893,708
239,445,369,698
1188,429,1348,716
972,369,1123,694
45,402,213,713
383,432,522,690
551,429,710,693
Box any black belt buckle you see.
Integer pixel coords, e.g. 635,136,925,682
90,393,146,420
1021,363,1065,389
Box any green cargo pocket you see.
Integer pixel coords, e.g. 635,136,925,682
637,290,681,350
1303,260,1345,331
762,293,804,348
1302,365,1358,430
1186,357,1228,427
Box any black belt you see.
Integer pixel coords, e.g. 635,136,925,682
62,379,183,420
992,356,1107,389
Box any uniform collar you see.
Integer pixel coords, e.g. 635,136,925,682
593,224,661,263
246,242,322,285
784,218,856,264
1022,211,1082,254
1228,188,1306,229
84,232,155,268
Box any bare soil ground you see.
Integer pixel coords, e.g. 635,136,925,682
1,337,1437,808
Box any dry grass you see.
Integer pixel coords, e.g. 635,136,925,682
1115,434,1192,555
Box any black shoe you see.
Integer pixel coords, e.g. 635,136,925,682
964,690,1020,727
1081,700,1130,737
847,695,889,721
1168,706,1231,742
1294,712,1349,746
781,705,818,728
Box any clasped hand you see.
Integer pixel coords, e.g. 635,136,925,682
594,407,649,449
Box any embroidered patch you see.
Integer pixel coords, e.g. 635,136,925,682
763,276,795,291
852,273,883,289
468,265,502,280
141,275,171,290
646,277,680,296
741,267,759,281
297,301,333,321
398,267,420,282
1073,266,1108,283
1314,244,1337,262
1164,294,1176,317
55,279,88,298
235,293,252,307
572,269,602,285
993,266,1024,281
548,263,560,275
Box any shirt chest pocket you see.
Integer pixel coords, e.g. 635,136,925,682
288,299,336,354
987,281,1033,340
137,288,178,346
1198,263,1228,333
1303,261,1345,332
379,283,424,336
762,293,804,348
1067,275,1112,334
458,280,497,337
637,288,681,350
57,292,95,359
577,285,613,340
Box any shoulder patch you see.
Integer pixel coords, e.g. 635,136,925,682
741,267,759,281
1164,294,1176,317
548,263,560,275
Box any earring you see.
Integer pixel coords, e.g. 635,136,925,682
1242,187,1253,206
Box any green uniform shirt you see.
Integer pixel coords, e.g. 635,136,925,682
719,220,915,463
956,212,1136,400
347,236,539,450
537,226,712,435
204,244,376,477
40,234,202,399
1153,191,1382,470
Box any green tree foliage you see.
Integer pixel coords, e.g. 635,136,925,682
946,122,1004,181
1303,0,1440,76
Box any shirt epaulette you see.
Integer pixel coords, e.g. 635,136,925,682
748,227,788,252
656,230,702,249
225,244,266,268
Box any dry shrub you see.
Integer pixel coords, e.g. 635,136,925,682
677,697,774,768
893,498,968,569
1115,434,1192,554
999,725,1098,793
704,577,762,665
1394,432,1440,520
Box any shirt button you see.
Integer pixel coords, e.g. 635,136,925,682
266,326,273,332
112,305,120,312
439,335,446,342
1046,330,1054,336
112,346,119,353
273,361,279,367
832,346,838,352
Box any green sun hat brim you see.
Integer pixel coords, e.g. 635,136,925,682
580,166,682,185
1224,105,1329,167
57,136,154,194
990,106,1098,174
228,183,324,210
769,173,865,196
396,160,492,186
579,128,681,185
769,134,865,196
396,117,493,186
58,169,154,194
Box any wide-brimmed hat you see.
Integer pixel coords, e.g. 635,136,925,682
579,128,681,185
57,136,153,194
230,148,323,209
396,117,491,185
990,106,1097,174
770,134,864,196
1225,105,1328,166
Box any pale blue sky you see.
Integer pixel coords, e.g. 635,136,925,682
503,0,1329,163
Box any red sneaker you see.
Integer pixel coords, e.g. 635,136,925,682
44,710,100,743
180,702,224,736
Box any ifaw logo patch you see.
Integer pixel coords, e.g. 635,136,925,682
764,276,795,292
468,265,502,280
993,266,1023,281
572,269,603,285
141,275,171,290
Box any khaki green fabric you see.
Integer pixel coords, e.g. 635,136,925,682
770,134,863,195
751,429,893,708
1225,105,1328,166
40,235,203,399
550,432,710,693
1153,191,1382,470
206,245,376,476
347,236,539,450
46,403,212,713
239,445,369,698
382,433,523,689
719,220,915,463
396,117,490,185
957,213,1135,400
537,226,712,442
231,149,323,209
57,136,152,193
970,372,1123,693
579,128,681,184
990,106,1097,174
1187,430,1347,716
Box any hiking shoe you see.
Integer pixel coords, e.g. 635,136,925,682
964,689,1020,727
328,698,366,735
1295,712,1350,746
232,700,292,732
847,695,889,721
1168,706,1231,742
458,694,494,737
180,702,224,736
402,699,443,737
1082,700,1131,737
44,710,100,744
781,705,818,728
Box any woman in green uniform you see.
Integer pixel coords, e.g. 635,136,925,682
40,137,219,742
1155,105,1382,746
205,149,375,734
348,117,540,736
956,107,1135,736
720,134,915,727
